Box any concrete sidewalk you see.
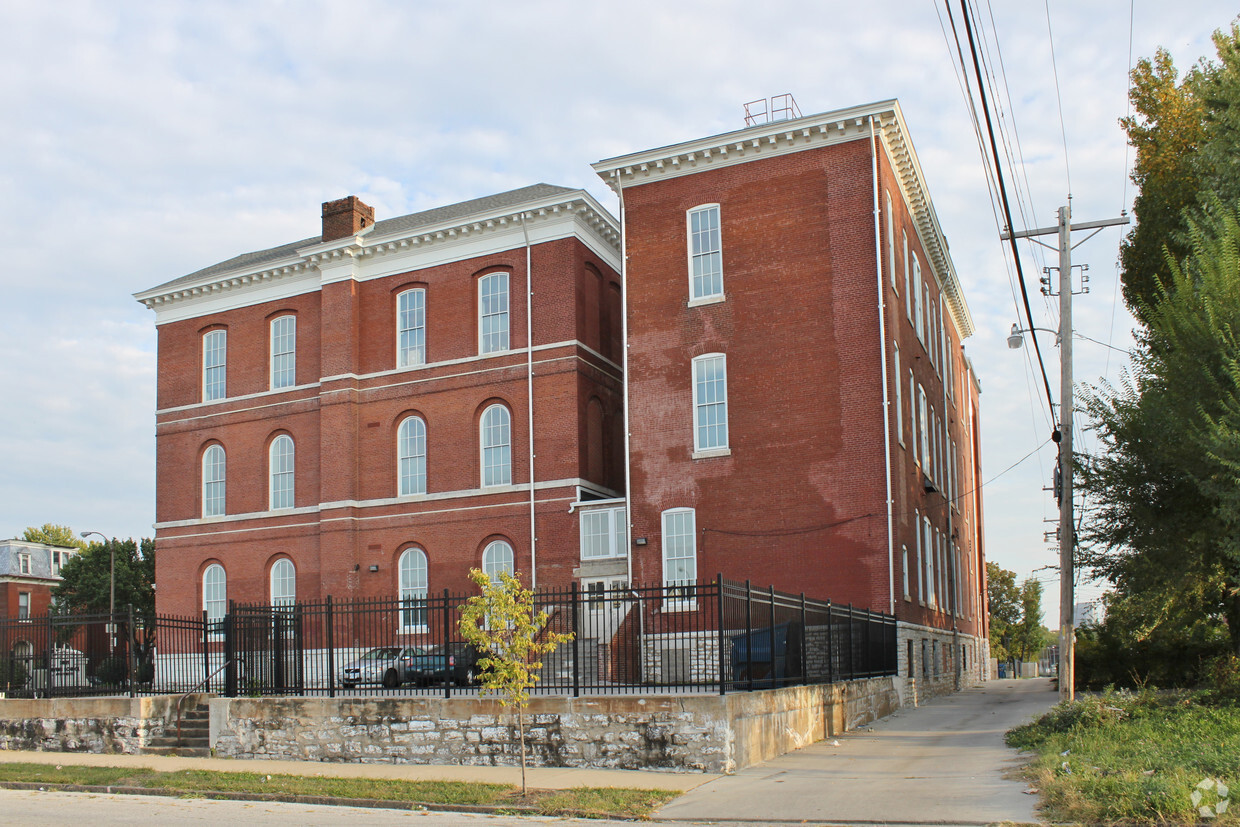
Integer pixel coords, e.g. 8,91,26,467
0,746,712,792
654,678,1058,825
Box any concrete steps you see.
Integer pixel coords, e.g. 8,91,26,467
144,704,210,758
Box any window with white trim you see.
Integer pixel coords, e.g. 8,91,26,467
692,353,728,452
913,257,924,344
894,344,903,446
398,416,427,496
918,387,929,472
202,444,225,517
688,205,723,301
478,272,509,354
18,592,29,619
480,404,512,487
903,231,912,321
902,545,910,600
482,540,514,584
915,508,924,602
269,434,294,510
203,564,226,636
397,288,426,367
886,192,896,291
661,508,697,595
270,316,296,389
398,547,428,631
270,558,295,608
580,506,626,560
203,329,226,402
924,517,936,608
909,370,917,463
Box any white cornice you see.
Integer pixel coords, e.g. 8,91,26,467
136,190,621,325
593,99,974,339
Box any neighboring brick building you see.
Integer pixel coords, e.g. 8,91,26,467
0,540,76,618
136,185,624,620
592,99,988,696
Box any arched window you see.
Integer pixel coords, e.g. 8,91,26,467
478,272,509,354
397,288,426,367
203,564,226,636
480,404,511,487
202,444,226,517
398,548,428,631
269,434,294,510
482,540,514,584
270,558,296,608
398,416,427,496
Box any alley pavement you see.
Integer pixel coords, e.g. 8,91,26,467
655,677,1058,825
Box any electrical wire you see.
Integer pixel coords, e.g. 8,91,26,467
1043,0,1073,196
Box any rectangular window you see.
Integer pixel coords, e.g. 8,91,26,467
924,517,935,608
886,192,896,291
688,205,723,301
894,344,903,446
903,231,912,321
918,387,929,470
915,509,924,602
902,545,910,600
203,329,226,401
479,272,509,354
18,592,30,619
662,508,697,598
18,553,30,575
913,256,923,343
398,289,426,367
909,370,917,463
270,316,296,389
580,506,627,560
692,354,728,453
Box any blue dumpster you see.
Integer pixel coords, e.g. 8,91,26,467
731,622,803,687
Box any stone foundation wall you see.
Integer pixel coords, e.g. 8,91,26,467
0,695,208,753
894,623,987,707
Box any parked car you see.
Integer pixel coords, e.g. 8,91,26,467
337,646,427,688
403,642,485,686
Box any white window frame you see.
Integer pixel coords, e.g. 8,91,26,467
903,231,912,321
692,353,729,456
480,404,512,487
924,517,936,609
580,506,627,561
687,204,723,303
661,508,697,608
915,509,924,604
482,540,514,584
918,387,930,472
398,416,427,496
17,591,30,619
17,553,30,575
269,434,294,510
270,558,296,608
909,370,917,464
913,257,924,344
902,545,911,601
270,315,296,389
893,344,903,446
202,444,226,518
478,272,509,354
397,288,426,368
203,329,226,402
886,192,896,291
398,547,429,632
203,564,226,639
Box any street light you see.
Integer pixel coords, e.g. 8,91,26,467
79,531,113,645
1007,323,1060,350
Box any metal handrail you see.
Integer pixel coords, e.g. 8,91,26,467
174,658,231,746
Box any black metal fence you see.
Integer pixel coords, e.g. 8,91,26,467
0,576,897,698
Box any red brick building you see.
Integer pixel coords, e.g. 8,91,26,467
136,185,624,622
592,99,988,694
0,540,76,618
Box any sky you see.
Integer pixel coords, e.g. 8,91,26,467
0,0,1235,623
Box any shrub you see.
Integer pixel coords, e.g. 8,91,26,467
95,656,128,686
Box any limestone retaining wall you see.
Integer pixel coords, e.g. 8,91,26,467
0,694,210,754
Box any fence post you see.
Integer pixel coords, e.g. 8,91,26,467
43,613,53,698
201,610,210,692
326,596,336,698
799,593,807,685
570,583,580,698
443,588,451,700
744,580,753,692
768,585,777,688
224,599,236,698
826,600,834,685
847,603,855,680
862,608,871,679
716,574,726,695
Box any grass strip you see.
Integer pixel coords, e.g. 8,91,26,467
1006,690,1240,825
0,763,679,818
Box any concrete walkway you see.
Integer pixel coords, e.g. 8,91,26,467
654,677,1058,825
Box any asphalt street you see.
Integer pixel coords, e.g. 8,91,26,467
655,677,1058,825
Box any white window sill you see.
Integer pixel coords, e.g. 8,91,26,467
692,447,731,460
399,626,429,635
662,599,698,613
687,294,725,308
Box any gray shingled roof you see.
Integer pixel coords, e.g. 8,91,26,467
148,183,578,294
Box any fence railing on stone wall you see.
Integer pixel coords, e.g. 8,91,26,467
0,576,897,698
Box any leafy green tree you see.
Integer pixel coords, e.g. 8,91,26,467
458,568,572,795
1079,198,1240,658
1011,579,1050,664
987,562,1020,665
21,524,85,549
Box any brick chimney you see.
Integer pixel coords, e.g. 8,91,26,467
321,196,376,242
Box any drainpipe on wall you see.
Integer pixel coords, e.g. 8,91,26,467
615,177,633,589
870,115,896,616
520,212,537,589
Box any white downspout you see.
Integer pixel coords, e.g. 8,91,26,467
616,176,633,588
871,115,896,616
520,212,537,588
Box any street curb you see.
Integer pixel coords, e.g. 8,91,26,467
0,780,553,816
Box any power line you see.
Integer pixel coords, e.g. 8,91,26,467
1043,0,1073,196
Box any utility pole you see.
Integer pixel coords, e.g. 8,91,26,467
1003,204,1128,703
